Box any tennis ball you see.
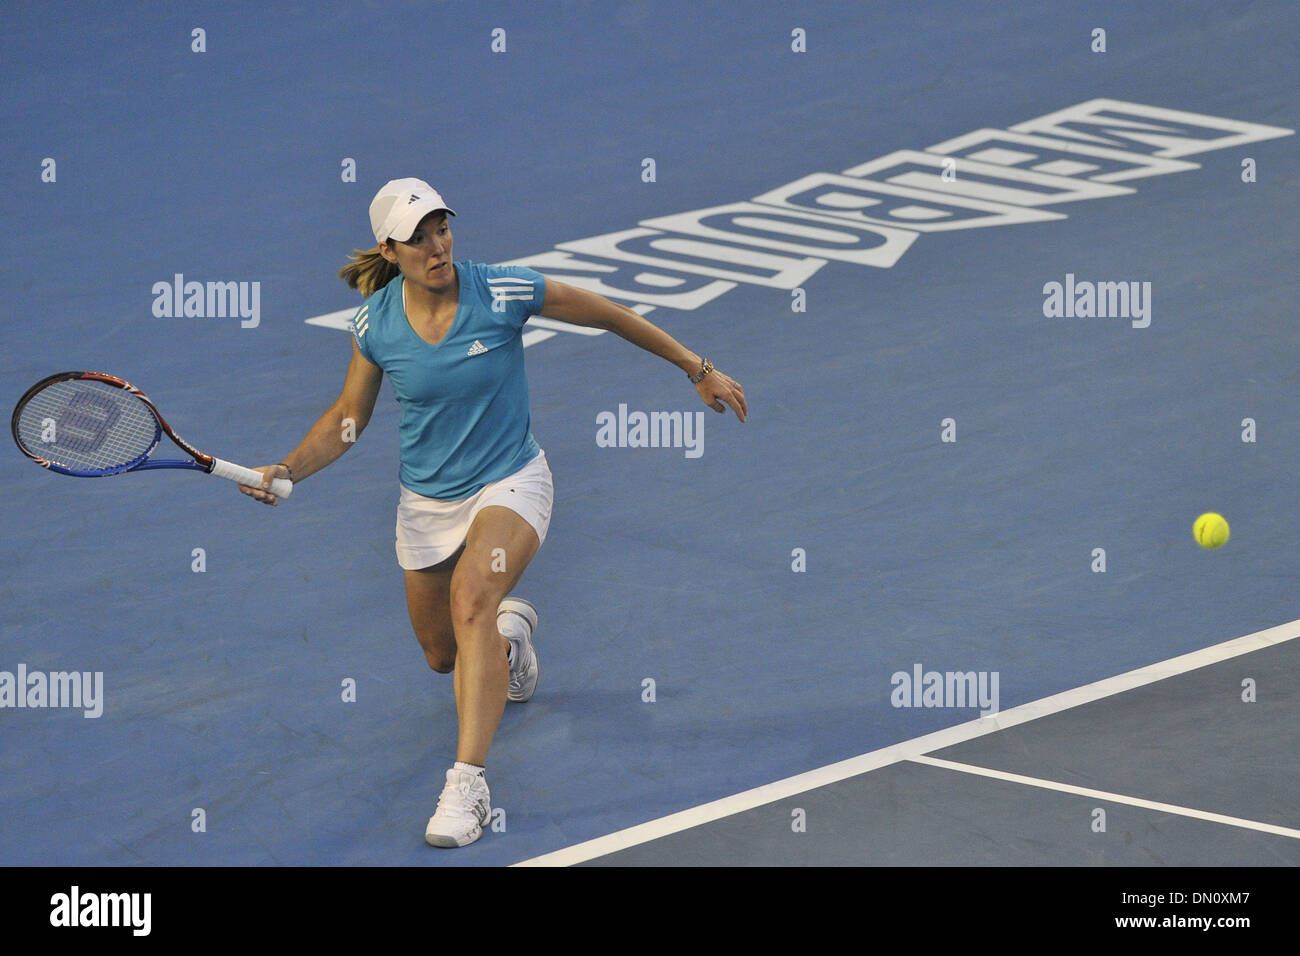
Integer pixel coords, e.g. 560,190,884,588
1193,512,1230,549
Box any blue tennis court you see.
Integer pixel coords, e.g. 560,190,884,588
1,0,1296,869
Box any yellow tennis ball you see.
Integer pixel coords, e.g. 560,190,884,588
1193,512,1230,549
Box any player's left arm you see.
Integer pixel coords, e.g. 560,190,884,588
537,279,747,422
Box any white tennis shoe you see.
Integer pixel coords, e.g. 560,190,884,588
499,597,539,703
425,768,491,848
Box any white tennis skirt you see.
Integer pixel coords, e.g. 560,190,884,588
395,450,554,571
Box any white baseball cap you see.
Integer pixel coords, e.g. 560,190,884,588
369,178,457,243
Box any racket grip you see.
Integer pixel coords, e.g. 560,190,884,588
211,457,294,499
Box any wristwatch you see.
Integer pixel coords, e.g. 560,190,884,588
689,358,713,384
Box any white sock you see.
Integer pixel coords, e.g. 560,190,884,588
454,761,485,777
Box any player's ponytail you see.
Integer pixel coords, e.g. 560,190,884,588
338,245,400,297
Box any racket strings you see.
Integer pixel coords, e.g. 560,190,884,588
16,379,159,473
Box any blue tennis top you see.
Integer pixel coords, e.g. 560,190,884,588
349,260,546,500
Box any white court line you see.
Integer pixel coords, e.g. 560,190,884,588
513,616,1300,866
906,755,1300,840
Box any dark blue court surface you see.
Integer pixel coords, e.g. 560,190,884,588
1,0,1296,867
573,627,1300,865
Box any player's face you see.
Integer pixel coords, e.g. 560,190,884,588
392,212,454,291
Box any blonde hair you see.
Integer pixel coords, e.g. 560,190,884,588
338,244,400,297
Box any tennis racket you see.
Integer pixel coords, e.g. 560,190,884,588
11,370,293,498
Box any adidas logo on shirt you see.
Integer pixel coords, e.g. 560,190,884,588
467,339,488,356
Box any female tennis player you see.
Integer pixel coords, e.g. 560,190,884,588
238,178,746,848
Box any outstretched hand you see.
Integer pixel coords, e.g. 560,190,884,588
695,368,747,422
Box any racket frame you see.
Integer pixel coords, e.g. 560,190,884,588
12,371,290,497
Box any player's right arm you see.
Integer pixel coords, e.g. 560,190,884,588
239,338,383,506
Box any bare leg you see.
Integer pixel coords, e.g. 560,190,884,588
448,505,540,765
403,546,463,673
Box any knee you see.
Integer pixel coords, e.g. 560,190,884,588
414,624,456,672
425,650,456,674
449,577,499,630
